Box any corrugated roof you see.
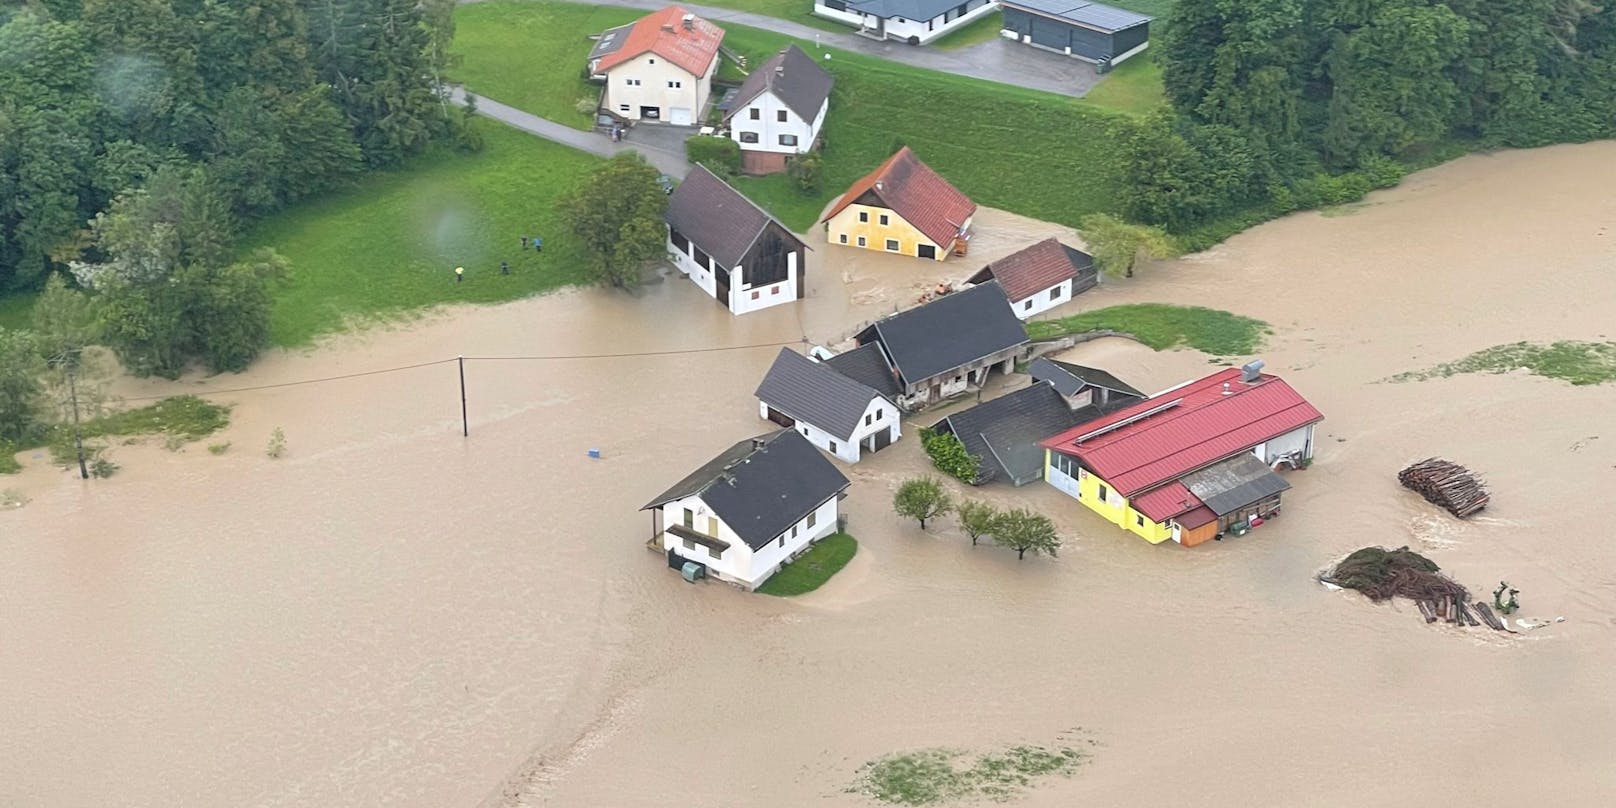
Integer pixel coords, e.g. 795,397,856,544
754,348,889,440
821,147,976,248
1028,357,1143,399
930,381,1091,485
844,0,966,21
1182,453,1291,516
823,342,902,397
856,281,1028,386
592,6,725,77
965,238,1094,303
998,0,1152,32
1131,481,1200,523
723,45,834,124
1041,368,1323,496
642,430,850,550
666,165,800,269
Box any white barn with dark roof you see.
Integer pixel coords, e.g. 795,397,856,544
722,45,833,175
754,348,900,463
815,0,998,45
665,165,808,314
853,280,1029,409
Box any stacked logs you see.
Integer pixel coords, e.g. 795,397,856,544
1417,597,1511,632
1398,458,1490,518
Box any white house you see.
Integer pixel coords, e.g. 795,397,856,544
642,430,851,590
814,0,998,45
964,237,1098,319
721,45,834,175
664,165,809,315
587,6,725,125
754,347,901,463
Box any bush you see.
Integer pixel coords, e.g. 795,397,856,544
920,427,982,483
266,427,287,459
685,135,741,175
787,151,823,195
574,96,597,116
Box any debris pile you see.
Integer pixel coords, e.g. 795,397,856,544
1398,458,1490,517
1325,546,1511,632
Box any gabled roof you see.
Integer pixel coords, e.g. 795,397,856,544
643,430,850,550
822,147,976,248
592,6,725,77
1130,480,1200,523
966,238,1094,303
823,342,902,398
666,165,802,268
855,281,1028,386
1028,357,1143,399
845,0,963,22
930,382,1097,485
998,0,1153,33
1040,368,1323,496
755,348,889,440
723,45,834,124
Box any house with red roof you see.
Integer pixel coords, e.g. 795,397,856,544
1038,362,1323,546
965,237,1098,319
587,6,725,125
822,147,975,261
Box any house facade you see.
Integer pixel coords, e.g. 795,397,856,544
665,165,808,314
588,6,725,125
723,45,833,175
643,430,850,589
853,280,1029,409
755,348,900,463
1039,363,1323,547
815,0,999,45
966,238,1097,319
998,0,1151,69
823,147,976,261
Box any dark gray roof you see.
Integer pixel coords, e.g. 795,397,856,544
930,382,1096,485
1181,453,1290,516
856,281,1028,386
755,348,889,440
823,343,902,398
846,0,961,22
587,22,635,61
1028,357,1144,399
724,45,833,124
665,165,801,268
643,430,850,550
998,0,1152,32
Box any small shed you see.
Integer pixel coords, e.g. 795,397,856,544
998,0,1153,69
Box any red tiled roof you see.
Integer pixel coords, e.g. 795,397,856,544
594,6,725,77
1040,368,1323,496
1131,482,1201,523
968,238,1086,302
821,147,976,247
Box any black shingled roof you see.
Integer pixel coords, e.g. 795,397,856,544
642,430,850,550
855,281,1028,387
724,45,834,124
929,382,1097,485
755,348,889,440
823,343,902,398
1028,357,1143,399
665,165,803,269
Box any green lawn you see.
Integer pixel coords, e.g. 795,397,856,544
1080,50,1166,116
1390,341,1616,386
756,532,858,596
693,0,849,32
242,123,600,347
0,291,37,331
931,10,1004,51
1027,304,1269,355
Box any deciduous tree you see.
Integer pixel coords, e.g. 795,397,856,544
990,508,1061,560
558,153,670,290
894,476,953,530
0,328,45,443
1077,214,1174,279
956,500,999,547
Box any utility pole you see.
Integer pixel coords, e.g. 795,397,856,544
458,355,469,437
67,365,88,480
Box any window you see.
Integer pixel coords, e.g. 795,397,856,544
807,511,818,528
878,214,889,226
777,110,788,122
682,509,694,529
791,525,799,538
857,236,867,247
865,413,872,426
838,234,848,244
618,104,630,112
858,211,869,223
751,290,760,300
682,538,697,551
648,58,656,64
625,78,641,86
876,408,883,419
739,131,759,144
749,108,761,120
778,134,798,147
1136,514,1145,527
667,80,682,89
1023,299,1034,311
708,545,723,559
885,239,899,251
771,285,780,295
828,441,837,453
1098,484,1109,502
1051,287,1061,300
918,244,936,260
708,516,719,536
779,536,785,548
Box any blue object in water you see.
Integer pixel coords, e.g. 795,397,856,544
587,448,601,459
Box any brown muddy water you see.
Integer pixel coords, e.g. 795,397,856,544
5,142,1616,807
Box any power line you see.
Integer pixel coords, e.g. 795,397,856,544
462,339,802,361
120,358,461,402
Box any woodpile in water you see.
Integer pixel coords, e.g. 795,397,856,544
1398,458,1490,518
1324,546,1511,632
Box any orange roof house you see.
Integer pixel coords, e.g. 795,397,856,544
586,7,726,125
821,147,976,262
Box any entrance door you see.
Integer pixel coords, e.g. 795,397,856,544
669,107,692,125
766,407,796,428
866,426,894,453
917,244,936,260
714,266,732,307
639,105,660,120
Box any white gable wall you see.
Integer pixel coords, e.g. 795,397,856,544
1011,278,1075,320
659,492,841,589
605,51,715,123
757,395,900,463
728,89,826,155
666,230,799,315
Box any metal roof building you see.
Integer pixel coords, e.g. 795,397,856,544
998,0,1154,69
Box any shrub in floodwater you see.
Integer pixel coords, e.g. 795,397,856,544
850,743,1086,805
266,428,286,459
208,442,231,455
1389,341,1616,386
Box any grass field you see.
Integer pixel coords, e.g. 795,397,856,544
1390,341,1616,386
931,10,1005,51
243,123,600,347
1080,50,1166,115
755,533,858,596
1026,304,1269,355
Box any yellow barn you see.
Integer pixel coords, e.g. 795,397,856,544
821,147,976,261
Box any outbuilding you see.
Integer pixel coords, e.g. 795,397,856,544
665,165,808,314
754,348,901,463
852,280,1028,409
965,237,1097,319
998,0,1152,70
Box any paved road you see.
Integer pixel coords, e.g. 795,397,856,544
449,86,694,177
459,0,1100,98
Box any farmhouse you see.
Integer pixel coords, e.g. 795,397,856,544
1039,362,1323,547
1028,356,1142,410
822,147,976,261
853,280,1028,409
587,6,725,125
665,165,807,314
927,381,1094,486
814,0,999,45
822,342,903,399
965,237,1097,319
755,348,900,463
998,0,1152,69
643,429,850,590
722,45,834,175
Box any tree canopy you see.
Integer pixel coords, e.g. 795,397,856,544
558,153,670,290
990,508,1061,560
894,476,954,530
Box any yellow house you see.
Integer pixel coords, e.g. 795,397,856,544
821,146,976,261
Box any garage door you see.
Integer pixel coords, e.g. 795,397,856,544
669,107,693,125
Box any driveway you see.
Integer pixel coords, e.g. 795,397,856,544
449,87,693,177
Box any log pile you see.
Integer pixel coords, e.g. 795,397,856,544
1398,458,1490,518
1328,546,1512,632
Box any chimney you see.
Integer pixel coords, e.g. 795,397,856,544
875,181,883,192
775,64,784,76
1221,382,1232,395
1240,359,1265,383
682,13,694,30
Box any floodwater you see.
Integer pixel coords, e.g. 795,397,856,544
5,141,1616,807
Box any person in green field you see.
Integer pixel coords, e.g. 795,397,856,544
454,266,464,283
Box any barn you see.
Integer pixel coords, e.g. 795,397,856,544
998,0,1152,70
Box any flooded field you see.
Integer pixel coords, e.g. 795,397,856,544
5,141,1616,807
